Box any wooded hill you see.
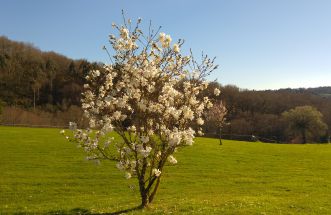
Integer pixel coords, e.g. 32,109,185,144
0,36,330,143
0,36,101,110
217,84,331,142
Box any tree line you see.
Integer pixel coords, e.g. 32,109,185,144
204,83,331,143
0,36,330,143
0,36,101,111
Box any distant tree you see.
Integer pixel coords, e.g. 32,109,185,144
26,60,45,110
204,101,227,143
45,58,57,100
282,106,328,143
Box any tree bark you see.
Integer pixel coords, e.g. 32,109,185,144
138,174,149,208
219,126,222,145
149,177,161,203
302,129,307,144
33,88,36,111
140,189,149,208
37,87,40,101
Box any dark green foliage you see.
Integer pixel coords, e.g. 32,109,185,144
282,106,328,143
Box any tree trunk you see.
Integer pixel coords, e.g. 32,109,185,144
140,189,149,208
138,176,161,208
138,159,164,208
149,177,161,203
50,76,53,92
33,88,36,111
302,129,307,144
37,87,40,101
138,174,149,208
219,126,222,145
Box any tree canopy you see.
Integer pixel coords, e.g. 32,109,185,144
282,106,328,143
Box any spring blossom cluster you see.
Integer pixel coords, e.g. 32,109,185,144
62,17,221,206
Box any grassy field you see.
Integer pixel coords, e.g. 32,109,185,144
1,126,331,214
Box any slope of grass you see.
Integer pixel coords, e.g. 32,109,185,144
1,126,331,214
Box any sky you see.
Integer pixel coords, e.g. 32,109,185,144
0,0,330,90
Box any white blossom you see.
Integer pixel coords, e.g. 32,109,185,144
173,43,180,53
168,132,182,146
168,155,177,164
113,111,122,120
91,70,100,77
89,119,96,128
198,129,204,136
159,32,165,42
138,146,152,158
140,136,149,143
152,168,162,177
120,28,129,39
128,125,136,132
125,172,132,179
165,35,172,44
69,122,77,130
116,162,125,171
214,88,221,96
159,33,172,48
197,118,204,125
182,106,194,120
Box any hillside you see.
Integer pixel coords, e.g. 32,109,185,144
1,36,331,143
0,36,101,109
277,87,331,98
218,85,331,143
1,126,331,214
307,87,331,98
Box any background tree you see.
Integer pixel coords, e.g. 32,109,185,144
282,106,328,143
203,101,227,144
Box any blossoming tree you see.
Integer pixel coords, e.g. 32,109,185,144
204,102,227,144
63,16,224,208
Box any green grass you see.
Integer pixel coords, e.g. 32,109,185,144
1,126,331,214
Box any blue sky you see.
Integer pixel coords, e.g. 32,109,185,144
1,0,330,90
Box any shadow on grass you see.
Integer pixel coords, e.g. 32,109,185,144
102,206,142,215
45,206,142,215
45,208,91,215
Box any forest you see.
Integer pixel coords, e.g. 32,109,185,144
0,36,330,143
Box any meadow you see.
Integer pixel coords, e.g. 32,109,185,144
1,126,331,214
